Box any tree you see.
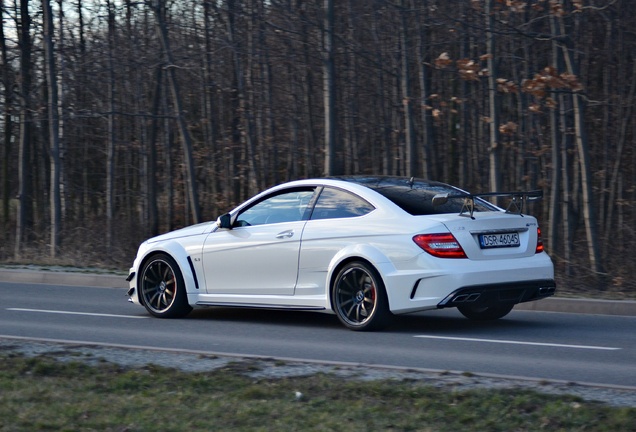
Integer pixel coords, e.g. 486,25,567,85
322,0,337,175
14,0,33,259
0,0,634,291
485,0,501,196
105,0,117,250
555,7,604,282
400,0,417,177
42,0,62,257
152,0,201,224
414,0,432,180
0,0,13,227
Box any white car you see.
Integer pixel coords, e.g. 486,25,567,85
127,176,555,331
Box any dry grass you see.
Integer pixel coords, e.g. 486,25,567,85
0,354,634,431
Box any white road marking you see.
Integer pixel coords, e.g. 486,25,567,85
414,335,621,351
6,308,148,319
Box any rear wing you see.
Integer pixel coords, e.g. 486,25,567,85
432,190,543,219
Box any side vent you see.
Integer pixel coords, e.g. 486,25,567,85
187,256,200,289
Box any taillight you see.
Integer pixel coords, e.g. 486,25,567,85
413,233,467,258
535,227,544,253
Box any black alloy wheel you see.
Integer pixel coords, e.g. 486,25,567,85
332,261,392,331
139,253,192,318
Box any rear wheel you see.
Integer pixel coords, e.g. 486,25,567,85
457,303,514,321
332,261,392,331
139,254,192,318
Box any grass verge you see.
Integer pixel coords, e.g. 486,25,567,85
0,354,634,431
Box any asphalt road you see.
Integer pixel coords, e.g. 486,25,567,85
2,280,635,389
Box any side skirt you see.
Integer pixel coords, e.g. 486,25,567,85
195,301,325,311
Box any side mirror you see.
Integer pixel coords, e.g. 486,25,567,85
216,213,232,229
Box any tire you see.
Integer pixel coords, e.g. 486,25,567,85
332,261,392,331
139,253,192,318
457,303,514,321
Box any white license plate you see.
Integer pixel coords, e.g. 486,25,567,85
479,232,520,249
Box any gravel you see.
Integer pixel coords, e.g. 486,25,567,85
2,338,635,407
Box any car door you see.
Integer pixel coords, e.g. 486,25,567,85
294,187,377,295
202,188,316,295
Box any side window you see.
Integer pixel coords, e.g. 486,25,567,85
235,189,315,227
310,188,375,220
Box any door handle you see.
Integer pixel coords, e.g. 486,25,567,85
276,230,294,239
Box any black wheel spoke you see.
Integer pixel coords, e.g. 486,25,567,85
341,273,356,294
359,302,369,318
340,297,354,308
148,291,159,306
345,302,357,319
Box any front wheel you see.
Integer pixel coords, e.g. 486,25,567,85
139,254,192,318
457,303,514,321
332,261,392,331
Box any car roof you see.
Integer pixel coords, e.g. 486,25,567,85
244,176,495,217
330,175,451,190
295,176,491,216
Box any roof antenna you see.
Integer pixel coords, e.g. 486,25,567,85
408,177,415,189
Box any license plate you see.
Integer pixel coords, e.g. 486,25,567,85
479,232,520,249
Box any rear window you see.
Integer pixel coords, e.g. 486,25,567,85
311,187,375,220
336,176,496,216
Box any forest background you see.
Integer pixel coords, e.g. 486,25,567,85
0,0,633,296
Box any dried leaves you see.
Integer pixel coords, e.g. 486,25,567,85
431,52,584,122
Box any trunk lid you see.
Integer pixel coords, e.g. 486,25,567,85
436,212,540,260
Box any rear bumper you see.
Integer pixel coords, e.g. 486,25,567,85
437,279,556,309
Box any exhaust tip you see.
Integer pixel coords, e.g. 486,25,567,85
539,286,555,295
451,293,481,303
466,293,481,302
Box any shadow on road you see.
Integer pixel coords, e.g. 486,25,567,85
184,306,552,334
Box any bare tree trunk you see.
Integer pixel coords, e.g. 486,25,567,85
146,65,163,237
15,0,33,259
400,0,417,178
323,0,338,175
298,0,317,177
558,15,604,281
415,0,432,180
257,0,276,184
485,0,501,195
371,2,391,175
548,14,562,256
603,58,636,260
163,94,174,232
0,0,13,226
152,0,201,223
42,0,61,257
598,14,613,229
105,0,116,250
76,0,88,223
229,0,258,194
344,0,359,174
55,0,65,219
203,0,218,203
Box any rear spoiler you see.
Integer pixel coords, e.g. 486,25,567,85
432,190,543,219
